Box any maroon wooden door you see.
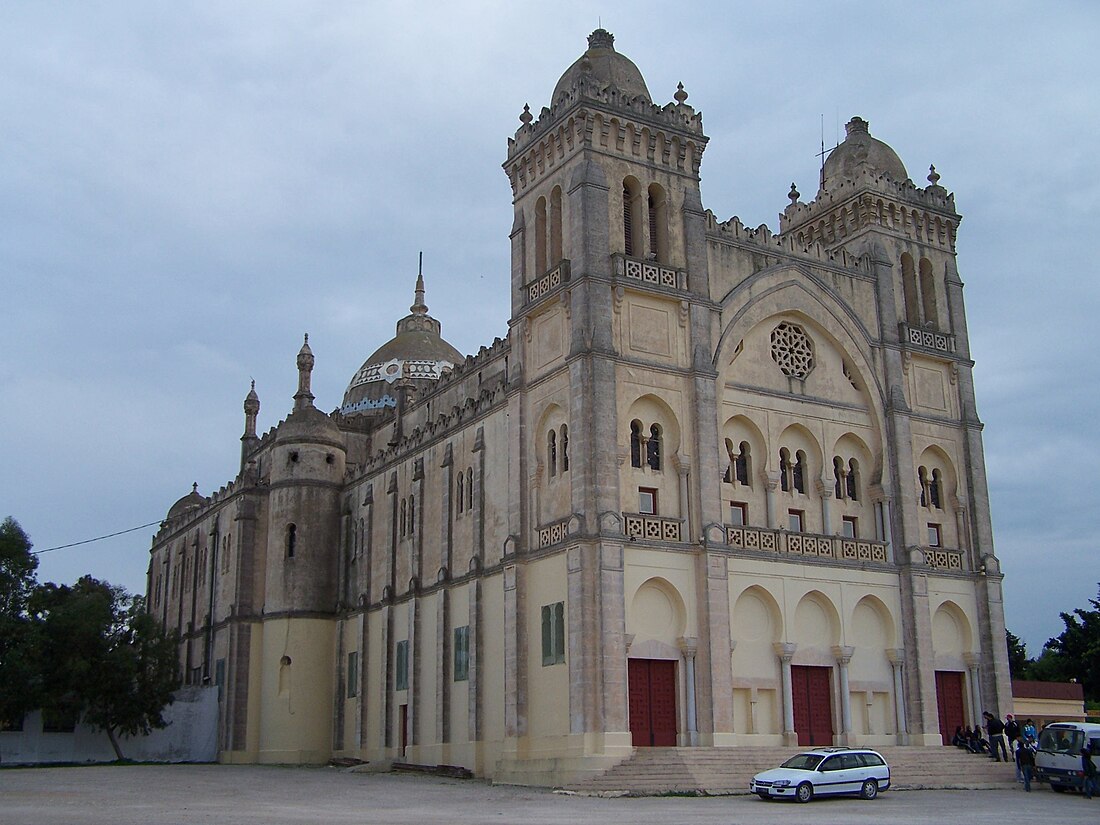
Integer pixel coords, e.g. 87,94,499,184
628,659,678,746
792,665,834,746
935,671,966,744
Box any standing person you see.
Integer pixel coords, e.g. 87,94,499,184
1083,746,1097,799
1005,715,1022,780
1017,739,1036,792
1022,718,1038,744
985,711,1008,762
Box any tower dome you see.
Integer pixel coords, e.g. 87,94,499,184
166,482,206,520
551,29,652,105
822,116,909,191
340,271,464,416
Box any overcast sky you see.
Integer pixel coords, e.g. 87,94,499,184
2,2,1096,656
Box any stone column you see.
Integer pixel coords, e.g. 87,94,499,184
679,636,699,746
675,457,691,539
818,480,833,535
864,691,875,735
833,645,855,744
887,648,908,744
964,652,982,726
774,642,798,747
764,476,779,529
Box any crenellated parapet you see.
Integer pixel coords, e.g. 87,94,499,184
706,211,868,273
780,167,959,252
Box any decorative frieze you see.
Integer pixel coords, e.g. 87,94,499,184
623,513,683,542
526,260,570,304
900,322,957,355
725,524,888,564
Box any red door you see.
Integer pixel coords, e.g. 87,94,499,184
792,665,834,746
935,671,966,745
628,659,678,746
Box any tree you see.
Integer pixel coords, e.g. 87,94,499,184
33,576,180,760
0,516,41,726
1041,583,1100,704
1006,630,1030,678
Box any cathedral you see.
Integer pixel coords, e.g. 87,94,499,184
147,30,1011,784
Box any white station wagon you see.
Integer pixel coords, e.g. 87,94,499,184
750,747,891,802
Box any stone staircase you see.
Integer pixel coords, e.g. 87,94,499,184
563,745,1020,796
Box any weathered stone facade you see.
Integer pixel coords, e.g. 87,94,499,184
147,30,1010,783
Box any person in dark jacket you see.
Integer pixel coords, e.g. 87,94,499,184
1017,739,1035,792
1083,746,1097,799
1005,715,1022,779
984,711,1008,761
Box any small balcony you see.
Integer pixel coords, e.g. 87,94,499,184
725,524,889,564
624,513,684,543
612,253,687,292
899,322,956,355
525,259,570,305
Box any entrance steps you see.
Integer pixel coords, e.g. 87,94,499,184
563,745,1020,796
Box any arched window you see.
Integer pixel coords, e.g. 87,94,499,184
560,424,569,473
919,257,938,329
547,430,557,478
466,467,473,510
535,196,548,275
647,424,662,471
286,523,297,558
400,499,407,536
901,252,920,325
918,466,929,508
930,469,943,509
847,459,860,501
457,473,465,513
623,183,634,256
550,186,563,265
780,448,792,492
833,456,845,499
735,441,750,486
793,450,806,495
647,184,668,263
623,178,643,256
630,420,643,468
408,495,415,535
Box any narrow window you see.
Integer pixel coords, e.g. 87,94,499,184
454,626,470,682
847,459,860,501
457,473,465,514
842,515,858,538
286,523,297,558
927,523,942,547
541,602,566,666
549,186,563,265
630,420,643,468
901,252,920,325
215,658,226,689
647,424,662,471
833,456,845,499
788,509,804,533
647,184,668,263
408,495,415,535
638,487,658,515
723,438,735,483
395,640,409,691
560,424,569,472
918,466,929,507
793,450,806,495
930,469,943,510
466,467,473,510
730,501,747,526
648,191,659,258
780,448,791,492
347,651,359,698
400,499,407,537
535,196,547,275
919,257,938,328
623,184,634,256
547,430,557,477
735,441,751,486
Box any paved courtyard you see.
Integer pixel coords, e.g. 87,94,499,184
1,764,1097,825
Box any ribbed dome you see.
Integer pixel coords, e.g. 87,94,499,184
823,117,908,191
551,29,651,105
340,275,463,415
167,483,206,519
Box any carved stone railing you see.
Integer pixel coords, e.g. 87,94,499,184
921,547,965,571
613,253,686,291
526,259,570,304
900,322,956,355
725,524,888,563
624,513,683,542
537,518,569,549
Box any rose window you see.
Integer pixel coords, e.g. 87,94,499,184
770,322,815,378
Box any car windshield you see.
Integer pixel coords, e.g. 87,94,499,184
1038,727,1084,753
780,753,824,770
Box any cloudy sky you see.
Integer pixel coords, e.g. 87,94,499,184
2,2,1095,656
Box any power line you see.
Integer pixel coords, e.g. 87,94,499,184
33,520,162,555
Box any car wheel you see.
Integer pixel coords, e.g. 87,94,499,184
795,782,814,803
1051,784,1066,793
757,793,771,801
859,779,878,800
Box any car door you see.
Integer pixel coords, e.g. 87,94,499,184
816,755,846,795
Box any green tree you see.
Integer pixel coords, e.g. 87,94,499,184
1006,629,1030,678
1041,583,1100,704
0,516,40,726
33,576,180,760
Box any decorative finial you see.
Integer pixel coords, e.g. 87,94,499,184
788,183,800,205
927,164,941,186
411,251,428,315
519,103,533,126
845,116,869,136
674,82,688,104
250,378,255,391
192,482,198,494
588,28,615,50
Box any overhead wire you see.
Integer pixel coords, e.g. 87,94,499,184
32,520,162,555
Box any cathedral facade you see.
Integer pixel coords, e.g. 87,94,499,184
146,30,1011,783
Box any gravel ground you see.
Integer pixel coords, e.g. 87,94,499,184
1,764,1097,825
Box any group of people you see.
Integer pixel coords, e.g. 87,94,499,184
952,713,1040,791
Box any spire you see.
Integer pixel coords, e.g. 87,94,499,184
294,333,315,410
411,251,428,315
241,379,261,471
